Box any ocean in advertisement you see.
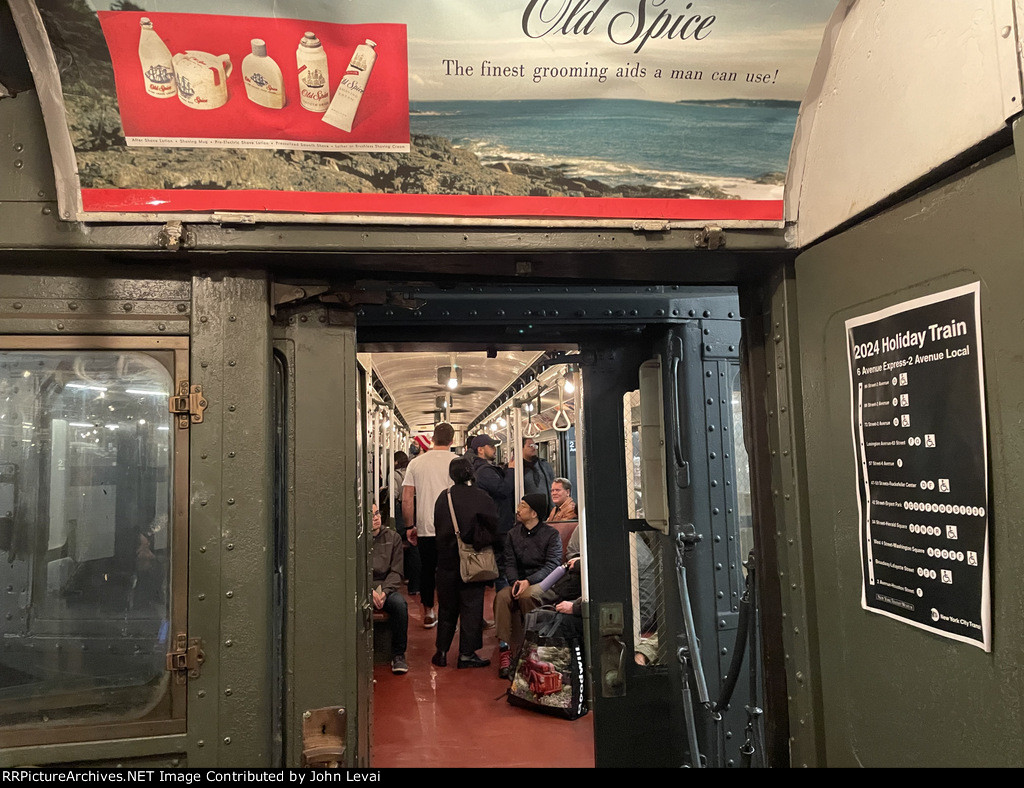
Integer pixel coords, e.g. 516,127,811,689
409,98,799,199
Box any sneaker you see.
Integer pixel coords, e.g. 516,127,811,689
423,609,438,628
431,651,447,668
391,655,409,674
498,647,512,679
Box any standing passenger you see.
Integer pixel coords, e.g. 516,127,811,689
431,456,498,669
521,437,556,513
402,423,456,629
392,451,420,595
468,433,515,589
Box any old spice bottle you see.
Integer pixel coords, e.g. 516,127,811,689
296,31,330,112
243,39,286,109
138,17,176,98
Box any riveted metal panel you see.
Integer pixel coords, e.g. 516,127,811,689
0,269,190,335
796,143,1024,766
762,267,825,767
187,273,273,767
273,307,365,768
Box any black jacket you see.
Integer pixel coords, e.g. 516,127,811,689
432,483,499,573
470,454,515,534
503,521,562,586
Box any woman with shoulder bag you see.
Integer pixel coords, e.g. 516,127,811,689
431,456,499,669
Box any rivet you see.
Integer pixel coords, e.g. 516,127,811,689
201,500,208,506
13,143,23,152
201,362,209,368
319,315,327,323
228,451,236,458
228,360,236,367
228,404,236,412
13,302,22,309
123,303,133,312
227,498,235,505
226,591,233,598
300,316,308,322
227,543,234,550
68,302,78,310
703,310,710,318
200,316,208,323
225,688,233,696
177,303,187,313
13,160,23,169
224,737,231,745
56,323,64,330
197,741,204,748
158,324,166,331
225,640,233,647
229,315,236,322
200,546,206,553
198,594,205,601
198,690,206,698
201,453,208,459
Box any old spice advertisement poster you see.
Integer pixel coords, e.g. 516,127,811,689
13,0,839,222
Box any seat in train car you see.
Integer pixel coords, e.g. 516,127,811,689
372,610,392,664
550,521,578,559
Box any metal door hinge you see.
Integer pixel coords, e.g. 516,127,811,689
169,382,207,429
166,634,204,684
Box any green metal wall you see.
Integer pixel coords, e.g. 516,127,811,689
792,139,1024,766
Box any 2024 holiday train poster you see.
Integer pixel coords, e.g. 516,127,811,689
21,0,839,221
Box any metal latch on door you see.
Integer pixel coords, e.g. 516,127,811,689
168,382,207,429
165,633,204,684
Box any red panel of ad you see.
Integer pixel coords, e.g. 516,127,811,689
80,188,783,221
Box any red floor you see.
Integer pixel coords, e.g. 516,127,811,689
371,584,595,768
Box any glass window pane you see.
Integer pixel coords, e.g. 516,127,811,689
0,350,174,730
623,390,643,518
730,367,754,560
629,530,666,667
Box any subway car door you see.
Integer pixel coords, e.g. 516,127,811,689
582,297,758,768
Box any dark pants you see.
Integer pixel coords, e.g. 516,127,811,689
403,542,421,594
418,535,437,610
435,567,486,657
493,530,510,592
383,590,408,658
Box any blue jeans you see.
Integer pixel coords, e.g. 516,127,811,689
383,590,408,657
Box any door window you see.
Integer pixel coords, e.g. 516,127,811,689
0,348,182,740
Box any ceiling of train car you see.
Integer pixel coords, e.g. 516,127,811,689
361,350,547,435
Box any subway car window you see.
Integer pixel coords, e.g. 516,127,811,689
729,366,754,560
623,389,643,519
0,351,175,734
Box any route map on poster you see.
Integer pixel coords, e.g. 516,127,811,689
846,283,990,651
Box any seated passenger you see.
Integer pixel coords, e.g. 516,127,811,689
494,493,562,678
370,503,409,675
547,477,578,523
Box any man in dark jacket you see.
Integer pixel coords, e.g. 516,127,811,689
468,434,515,589
522,437,556,513
371,503,409,674
494,493,562,678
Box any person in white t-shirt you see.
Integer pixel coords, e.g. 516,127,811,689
402,422,456,629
